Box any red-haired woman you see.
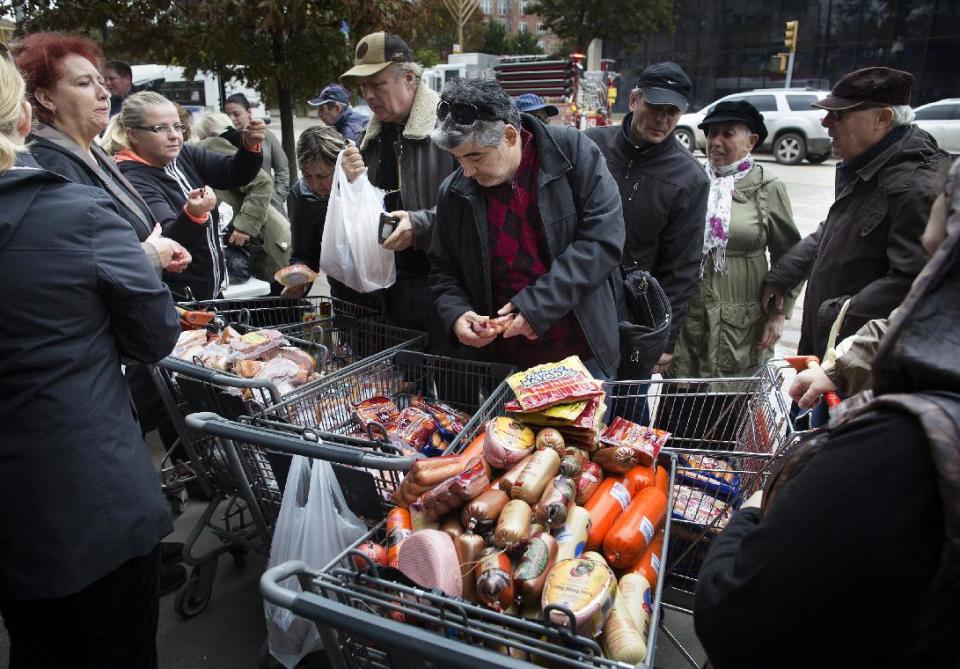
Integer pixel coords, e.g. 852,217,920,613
13,32,189,273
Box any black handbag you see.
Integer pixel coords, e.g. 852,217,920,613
616,265,672,379
224,243,254,283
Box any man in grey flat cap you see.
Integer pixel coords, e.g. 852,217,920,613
765,66,948,421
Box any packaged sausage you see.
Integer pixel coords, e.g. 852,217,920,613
449,457,490,502
386,508,412,569
461,487,510,531
476,552,514,612
583,477,632,552
603,486,668,568
456,531,485,602
352,541,387,571
592,445,645,474
409,502,440,532
541,556,617,637
440,516,464,543
511,448,561,504
554,505,591,562
534,476,576,529
389,407,438,452
494,499,532,549
623,464,656,496
535,428,565,452
354,394,400,430
514,533,558,604
483,417,535,469
601,589,649,664
575,462,604,505
494,455,534,492
677,454,740,497
618,572,653,636
506,356,605,411
599,418,671,466
626,530,664,590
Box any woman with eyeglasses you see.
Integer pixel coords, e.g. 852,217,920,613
114,90,265,300
14,32,191,276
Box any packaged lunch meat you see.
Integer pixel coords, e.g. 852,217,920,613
230,329,286,359
541,556,617,637
599,418,671,466
672,485,733,528
483,417,536,468
506,356,604,412
274,263,318,287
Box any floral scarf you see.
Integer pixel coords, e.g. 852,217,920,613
702,154,755,276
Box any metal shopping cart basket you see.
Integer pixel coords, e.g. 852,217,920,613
604,361,794,667
197,350,514,523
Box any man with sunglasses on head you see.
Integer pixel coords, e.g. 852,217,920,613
428,78,625,379
586,63,709,379
339,32,458,353
764,68,948,409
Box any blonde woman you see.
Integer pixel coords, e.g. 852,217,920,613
0,55,181,668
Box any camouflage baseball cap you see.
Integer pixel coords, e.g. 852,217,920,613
340,32,414,81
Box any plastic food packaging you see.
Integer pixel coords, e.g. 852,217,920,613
599,418,671,466
506,356,604,412
388,407,437,452
483,417,536,468
274,263,318,287
476,552,514,611
541,556,617,637
397,529,462,597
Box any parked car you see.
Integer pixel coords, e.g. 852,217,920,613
675,89,833,165
913,98,960,155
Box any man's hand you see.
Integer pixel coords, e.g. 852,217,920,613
757,313,785,351
761,284,784,314
242,118,266,149
499,302,538,341
228,230,251,247
651,352,673,375
382,211,413,251
789,367,838,409
341,145,366,183
453,311,498,348
185,186,216,219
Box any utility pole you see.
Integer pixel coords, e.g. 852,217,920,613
783,20,799,88
442,0,481,54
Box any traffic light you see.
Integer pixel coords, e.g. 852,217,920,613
784,20,799,52
769,53,788,74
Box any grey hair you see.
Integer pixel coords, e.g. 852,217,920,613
889,104,915,127
296,125,346,169
389,61,424,81
430,78,520,150
194,112,234,140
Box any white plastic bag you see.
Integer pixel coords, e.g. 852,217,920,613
264,455,366,668
319,150,396,293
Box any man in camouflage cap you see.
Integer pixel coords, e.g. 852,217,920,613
338,32,458,353
765,66,949,422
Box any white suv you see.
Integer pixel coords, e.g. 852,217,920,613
675,89,833,165
913,99,960,155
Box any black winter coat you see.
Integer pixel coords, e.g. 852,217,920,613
765,126,947,358
586,117,709,350
429,115,625,377
0,163,180,599
119,142,262,300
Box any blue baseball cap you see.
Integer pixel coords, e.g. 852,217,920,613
514,93,559,117
308,83,350,107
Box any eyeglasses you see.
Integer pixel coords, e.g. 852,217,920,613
437,100,501,125
824,105,883,123
133,123,189,134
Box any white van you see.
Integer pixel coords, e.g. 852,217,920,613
130,65,271,124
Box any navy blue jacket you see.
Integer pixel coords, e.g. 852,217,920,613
0,162,180,599
334,106,369,143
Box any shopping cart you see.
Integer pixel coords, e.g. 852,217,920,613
604,361,795,667
194,350,514,522
257,454,678,669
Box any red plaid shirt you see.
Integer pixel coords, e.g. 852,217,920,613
485,129,592,369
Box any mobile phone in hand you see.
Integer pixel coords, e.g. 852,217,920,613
379,213,399,244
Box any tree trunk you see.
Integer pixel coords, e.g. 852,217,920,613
271,31,298,186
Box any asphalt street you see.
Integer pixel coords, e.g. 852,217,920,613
0,125,838,669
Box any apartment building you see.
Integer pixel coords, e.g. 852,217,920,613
478,0,561,55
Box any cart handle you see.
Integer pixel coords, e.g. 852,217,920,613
784,355,842,408
157,356,283,402
259,562,533,669
185,412,419,470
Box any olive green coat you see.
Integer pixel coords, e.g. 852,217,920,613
199,135,291,281
668,163,802,379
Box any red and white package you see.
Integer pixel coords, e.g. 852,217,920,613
354,396,401,429
506,356,605,412
599,417,671,466
388,407,437,451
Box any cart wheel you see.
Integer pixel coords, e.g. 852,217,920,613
174,568,212,619
168,494,187,515
231,548,247,569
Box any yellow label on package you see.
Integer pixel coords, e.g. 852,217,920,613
507,356,604,411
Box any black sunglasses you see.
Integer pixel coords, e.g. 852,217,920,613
437,100,501,125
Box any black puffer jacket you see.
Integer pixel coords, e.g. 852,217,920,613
118,142,262,300
587,117,709,350
429,115,625,376
765,125,947,358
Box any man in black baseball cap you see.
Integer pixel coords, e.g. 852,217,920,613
766,65,949,421
587,61,708,385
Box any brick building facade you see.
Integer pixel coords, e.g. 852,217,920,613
478,0,560,55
